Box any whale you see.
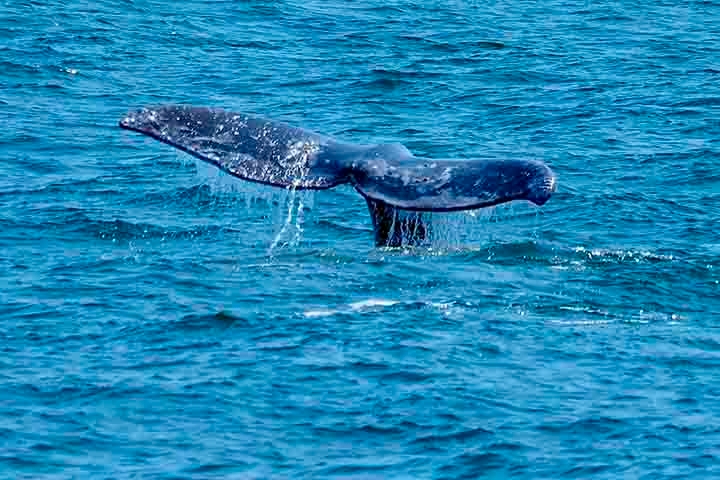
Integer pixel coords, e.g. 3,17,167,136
118,105,557,247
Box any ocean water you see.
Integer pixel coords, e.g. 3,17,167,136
1,0,719,478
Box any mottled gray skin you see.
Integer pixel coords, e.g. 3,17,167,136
119,105,557,247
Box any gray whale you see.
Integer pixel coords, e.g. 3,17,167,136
119,105,557,247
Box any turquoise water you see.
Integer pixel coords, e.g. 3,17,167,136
2,1,719,478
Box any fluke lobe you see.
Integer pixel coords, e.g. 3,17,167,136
118,105,557,247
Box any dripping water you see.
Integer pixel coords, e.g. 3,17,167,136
192,159,315,254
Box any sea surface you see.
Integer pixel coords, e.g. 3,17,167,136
1,1,719,478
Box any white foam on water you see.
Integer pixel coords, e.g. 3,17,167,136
572,246,675,262
303,309,337,319
547,307,688,327
348,299,400,310
301,298,487,320
303,298,401,318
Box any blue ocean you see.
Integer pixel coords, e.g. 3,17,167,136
2,1,719,478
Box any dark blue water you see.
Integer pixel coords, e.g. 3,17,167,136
2,1,719,478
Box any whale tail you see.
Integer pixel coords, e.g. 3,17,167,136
119,105,557,247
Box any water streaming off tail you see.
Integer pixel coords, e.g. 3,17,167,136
193,159,315,253
387,200,547,250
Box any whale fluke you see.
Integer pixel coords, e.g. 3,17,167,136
119,105,557,247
